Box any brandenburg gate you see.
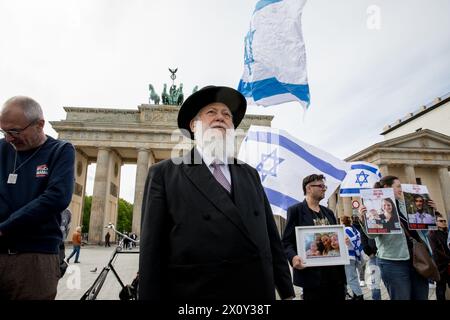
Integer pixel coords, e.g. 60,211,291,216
51,102,272,244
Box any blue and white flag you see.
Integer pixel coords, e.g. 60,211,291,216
238,0,310,108
238,126,349,218
339,161,382,197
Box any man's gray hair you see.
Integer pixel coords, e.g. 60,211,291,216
2,96,44,121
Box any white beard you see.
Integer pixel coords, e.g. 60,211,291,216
194,121,236,163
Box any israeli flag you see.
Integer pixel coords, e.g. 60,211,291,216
339,162,382,197
238,0,310,108
238,126,349,218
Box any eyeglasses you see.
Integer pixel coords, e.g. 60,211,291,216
0,120,37,137
437,219,447,223
309,184,327,189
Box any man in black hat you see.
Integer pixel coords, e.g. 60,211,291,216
138,86,295,301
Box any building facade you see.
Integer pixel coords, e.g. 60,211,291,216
333,92,450,219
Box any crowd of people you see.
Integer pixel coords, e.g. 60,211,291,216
1,90,449,301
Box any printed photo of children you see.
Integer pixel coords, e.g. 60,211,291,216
304,232,341,258
295,225,350,267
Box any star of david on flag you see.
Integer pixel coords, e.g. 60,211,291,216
238,126,349,218
355,170,369,187
339,161,382,197
256,149,284,182
238,0,310,109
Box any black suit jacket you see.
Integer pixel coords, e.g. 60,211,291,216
282,200,346,288
138,149,294,301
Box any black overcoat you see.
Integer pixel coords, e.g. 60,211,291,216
138,149,294,301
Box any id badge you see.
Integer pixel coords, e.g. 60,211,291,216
7,173,17,184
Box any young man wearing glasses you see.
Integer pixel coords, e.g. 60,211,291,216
0,96,75,299
428,213,450,300
282,174,346,300
408,194,436,225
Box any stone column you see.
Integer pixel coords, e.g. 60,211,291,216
379,164,389,177
438,166,450,215
273,215,285,237
132,148,150,236
328,191,337,213
89,147,110,244
68,150,88,236
104,152,122,243
336,195,344,218
343,197,352,217
404,165,416,184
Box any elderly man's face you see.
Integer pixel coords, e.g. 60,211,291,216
0,104,43,151
189,102,236,161
190,102,234,135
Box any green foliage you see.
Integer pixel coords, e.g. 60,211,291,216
82,196,133,233
117,198,133,232
82,195,92,233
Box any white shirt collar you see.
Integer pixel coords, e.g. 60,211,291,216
195,145,228,167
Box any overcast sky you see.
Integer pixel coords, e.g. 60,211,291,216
1,0,449,202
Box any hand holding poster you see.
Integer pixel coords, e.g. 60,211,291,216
295,225,349,267
360,188,402,234
401,184,437,230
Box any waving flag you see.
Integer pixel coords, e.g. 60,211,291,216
339,161,382,197
238,0,310,108
238,126,349,218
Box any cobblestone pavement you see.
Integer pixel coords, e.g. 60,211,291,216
57,245,436,300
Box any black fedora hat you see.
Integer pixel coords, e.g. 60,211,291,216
177,85,247,139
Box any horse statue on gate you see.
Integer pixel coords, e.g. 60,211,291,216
148,84,160,105
176,83,184,105
161,84,169,105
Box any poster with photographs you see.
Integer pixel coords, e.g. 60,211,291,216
402,184,437,230
360,188,402,234
295,225,349,267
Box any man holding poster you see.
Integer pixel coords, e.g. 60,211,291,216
282,174,346,301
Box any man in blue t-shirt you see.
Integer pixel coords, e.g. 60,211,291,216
0,96,75,300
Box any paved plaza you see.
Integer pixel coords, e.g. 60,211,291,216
57,245,139,300
57,245,436,300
